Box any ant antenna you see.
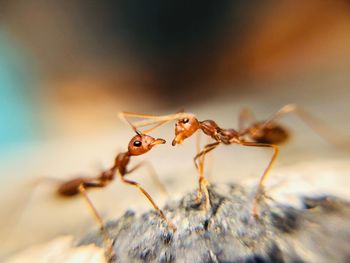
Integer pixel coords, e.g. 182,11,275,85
118,111,194,134
118,112,143,135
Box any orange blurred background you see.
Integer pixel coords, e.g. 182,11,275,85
1,1,349,143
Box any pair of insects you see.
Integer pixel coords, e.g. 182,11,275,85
57,104,334,234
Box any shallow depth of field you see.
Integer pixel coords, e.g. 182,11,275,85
0,1,350,260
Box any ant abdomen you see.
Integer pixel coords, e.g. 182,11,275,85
57,177,87,197
249,122,289,144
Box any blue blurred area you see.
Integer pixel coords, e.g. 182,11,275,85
0,29,40,153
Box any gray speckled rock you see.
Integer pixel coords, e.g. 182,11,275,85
79,184,350,263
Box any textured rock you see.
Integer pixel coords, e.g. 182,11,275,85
79,184,350,263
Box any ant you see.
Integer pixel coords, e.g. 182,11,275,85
56,121,176,256
120,104,343,215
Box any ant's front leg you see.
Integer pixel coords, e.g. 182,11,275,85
193,142,220,210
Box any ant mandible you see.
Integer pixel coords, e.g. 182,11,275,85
57,121,176,254
120,104,341,215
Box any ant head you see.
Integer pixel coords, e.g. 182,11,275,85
128,133,166,156
172,115,200,146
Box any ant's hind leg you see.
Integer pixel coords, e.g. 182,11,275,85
77,184,115,258
238,107,256,132
264,104,348,150
78,184,105,231
240,142,279,217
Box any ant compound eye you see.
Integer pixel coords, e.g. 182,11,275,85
182,118,189,124
133,140,142,147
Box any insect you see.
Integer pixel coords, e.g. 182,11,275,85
120,104,342,215
56,121,176,257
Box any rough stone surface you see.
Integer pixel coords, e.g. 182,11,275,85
79,184,350,263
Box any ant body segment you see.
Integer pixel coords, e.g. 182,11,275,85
121,104,341,215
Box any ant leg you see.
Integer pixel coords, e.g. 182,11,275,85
196,132,216,183
196,130,202,156
195,133,210,202
193,142,220,210
203,137,215,183
263,104,302,124
194,133,203,204
196,132,214,184
78,184,105,231
127,161,169,196
3,176,66,245
120,176,177,231
240,141,279,216
238,107,256,132
77,183,114,258
263,104,347,150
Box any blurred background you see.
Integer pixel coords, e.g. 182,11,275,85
1,0,350,260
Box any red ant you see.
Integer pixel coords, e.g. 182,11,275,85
121,104,343,215
56,120,176,255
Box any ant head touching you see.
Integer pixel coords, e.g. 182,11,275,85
172,115,200,146
128,133,166,156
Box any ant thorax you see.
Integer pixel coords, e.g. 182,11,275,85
200,120,239,144
199,120,220,137
115,152,130,175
